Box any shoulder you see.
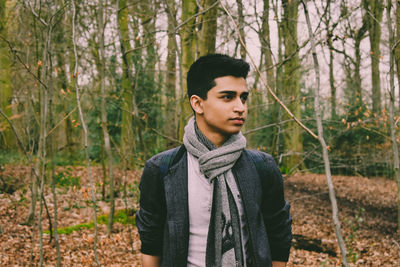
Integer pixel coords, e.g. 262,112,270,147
145,145,185,169
243,149,278,167
243,149,282,183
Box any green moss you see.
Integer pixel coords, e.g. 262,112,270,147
44,208,135,235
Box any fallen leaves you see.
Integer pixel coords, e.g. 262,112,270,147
0,166,398,266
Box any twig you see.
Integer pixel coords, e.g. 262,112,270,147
393,239,400,249
174,1,218,31
289,191,329,202
0,108,28,157
244,118,295,135
46,106,77,137
0,35,48,90
28,1,48,27
287,144,319,178
150,128,182,144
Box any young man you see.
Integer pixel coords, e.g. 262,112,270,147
136,54,292,267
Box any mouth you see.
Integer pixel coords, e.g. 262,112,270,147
230,117,245,125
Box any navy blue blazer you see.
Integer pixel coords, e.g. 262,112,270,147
136,148,292,267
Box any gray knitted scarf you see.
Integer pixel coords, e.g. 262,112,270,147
183,117,246,267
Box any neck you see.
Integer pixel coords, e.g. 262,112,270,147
195,117,229,147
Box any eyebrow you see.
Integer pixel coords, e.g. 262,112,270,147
218,90,249,97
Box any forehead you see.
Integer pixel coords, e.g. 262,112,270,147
211,76,248,93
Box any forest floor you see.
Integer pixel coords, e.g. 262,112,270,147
0,165,398,266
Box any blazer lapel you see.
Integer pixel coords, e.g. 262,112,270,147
233,151,263,266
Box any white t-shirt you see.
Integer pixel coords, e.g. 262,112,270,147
187,152,249,267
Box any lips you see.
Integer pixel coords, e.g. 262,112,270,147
230,118,245,125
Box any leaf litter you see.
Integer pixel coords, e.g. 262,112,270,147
0,166,398,266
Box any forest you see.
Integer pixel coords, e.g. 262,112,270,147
0,0,399,266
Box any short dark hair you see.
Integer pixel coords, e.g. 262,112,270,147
187,54,250,100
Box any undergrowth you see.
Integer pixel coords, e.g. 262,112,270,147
44,208,135,235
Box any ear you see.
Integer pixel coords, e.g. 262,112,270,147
190,95,204,115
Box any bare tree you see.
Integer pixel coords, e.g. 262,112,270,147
302,1,349,265
71,0,101,265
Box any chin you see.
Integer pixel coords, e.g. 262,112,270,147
224,127,242,135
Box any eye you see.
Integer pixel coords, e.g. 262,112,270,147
240,94,248,102
222,95,234,100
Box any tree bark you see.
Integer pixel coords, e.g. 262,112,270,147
324,0,337,119
164,0,178,147
363,0,384,114
117,0,135,168
197,0,218,57
140,0,159,155
178,0,197,141
281,0,303,170
395,0,400,111
235,0,245,59
386,0,400,238
0,0,14,150
96,0,115,234
271,0,284,158
350,12,368,106
261,0,275,97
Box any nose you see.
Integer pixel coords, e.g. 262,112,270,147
233,97,246,113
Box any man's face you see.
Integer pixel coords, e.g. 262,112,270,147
193,75,249,141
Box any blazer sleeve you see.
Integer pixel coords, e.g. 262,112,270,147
136,158,166,256
260,153,292,262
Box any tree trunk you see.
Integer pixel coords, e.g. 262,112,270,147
324,1,337,119
0,0,14,150
48,40,61,267
260,0,281,156
129,1,146,158
349,13,368,107
55,18,74,157
117,0,134,168
271,0,284,158
96,0,115,234
71,1,100,264
363,0,383,114
178,0,197,141
38,29,49,267
302,2,349,265
386,0,400,238
281,0,303,170
197,0,218,56
140,0,159,155
235,0,245,59
395,0,400,111
261,0,275,98
164,0,178,147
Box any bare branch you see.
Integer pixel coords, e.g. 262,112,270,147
0,35,48,90
46,106,77,138
28,1,48,26
219,0,318,140
175,1,218,31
